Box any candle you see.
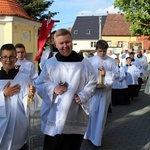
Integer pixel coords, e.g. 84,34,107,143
99,73,103,85
97,67,105,88
98,68,103,85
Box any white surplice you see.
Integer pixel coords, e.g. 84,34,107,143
134,54,148,78
84,55,118,146
119,52,129,67
39,48,57,70
123,65,141,85
15,58,38,85
0,72,38,150
39,48,50,70
112,66,128,89
36,57,97,136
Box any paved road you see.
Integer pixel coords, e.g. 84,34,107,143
30,83,150,150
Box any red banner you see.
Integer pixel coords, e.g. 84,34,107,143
34,19,55,61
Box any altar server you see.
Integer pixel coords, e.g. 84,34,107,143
84,40,118,147
111,58,129,105
36,29,97,150
15,43,38,85
0,44,38,150
124,57,142,100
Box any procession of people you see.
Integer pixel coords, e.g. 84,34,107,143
0,28,150,150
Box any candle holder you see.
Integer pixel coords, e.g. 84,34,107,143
27,86,35,107
96,67,106,88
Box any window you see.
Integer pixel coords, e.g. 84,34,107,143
73,30,78,34
107,41,111,47
118,41,129,48
118,41,123,47
86,29,91,35
91,42,96,47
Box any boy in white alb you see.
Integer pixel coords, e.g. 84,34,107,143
123,57,142,100
134,49,148,91
0,44,38,150
84,40,118,147
112,58,129,105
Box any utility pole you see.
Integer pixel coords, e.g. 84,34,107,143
99,16,102,40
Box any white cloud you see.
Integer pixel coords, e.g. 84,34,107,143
95,5,119,15
77,10,94,16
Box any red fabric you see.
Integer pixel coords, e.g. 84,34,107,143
34,19,54,61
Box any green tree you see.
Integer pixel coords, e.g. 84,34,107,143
17,0,58,21
114,0,150,36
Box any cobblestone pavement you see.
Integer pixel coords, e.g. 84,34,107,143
30,83,150,150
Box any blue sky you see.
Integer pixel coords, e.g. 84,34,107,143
48,0,119,30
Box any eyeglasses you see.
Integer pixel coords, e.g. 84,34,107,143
0,56,17,61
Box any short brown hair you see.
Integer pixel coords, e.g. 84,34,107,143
0,44,16,55
15,43,25,50
54,29,72,39
96,40,108,50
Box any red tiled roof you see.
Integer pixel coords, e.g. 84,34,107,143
0,0,31,20
102,14,131,36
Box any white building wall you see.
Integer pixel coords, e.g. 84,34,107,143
72,39,97,52
4,22,13,43
0,24,5,47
